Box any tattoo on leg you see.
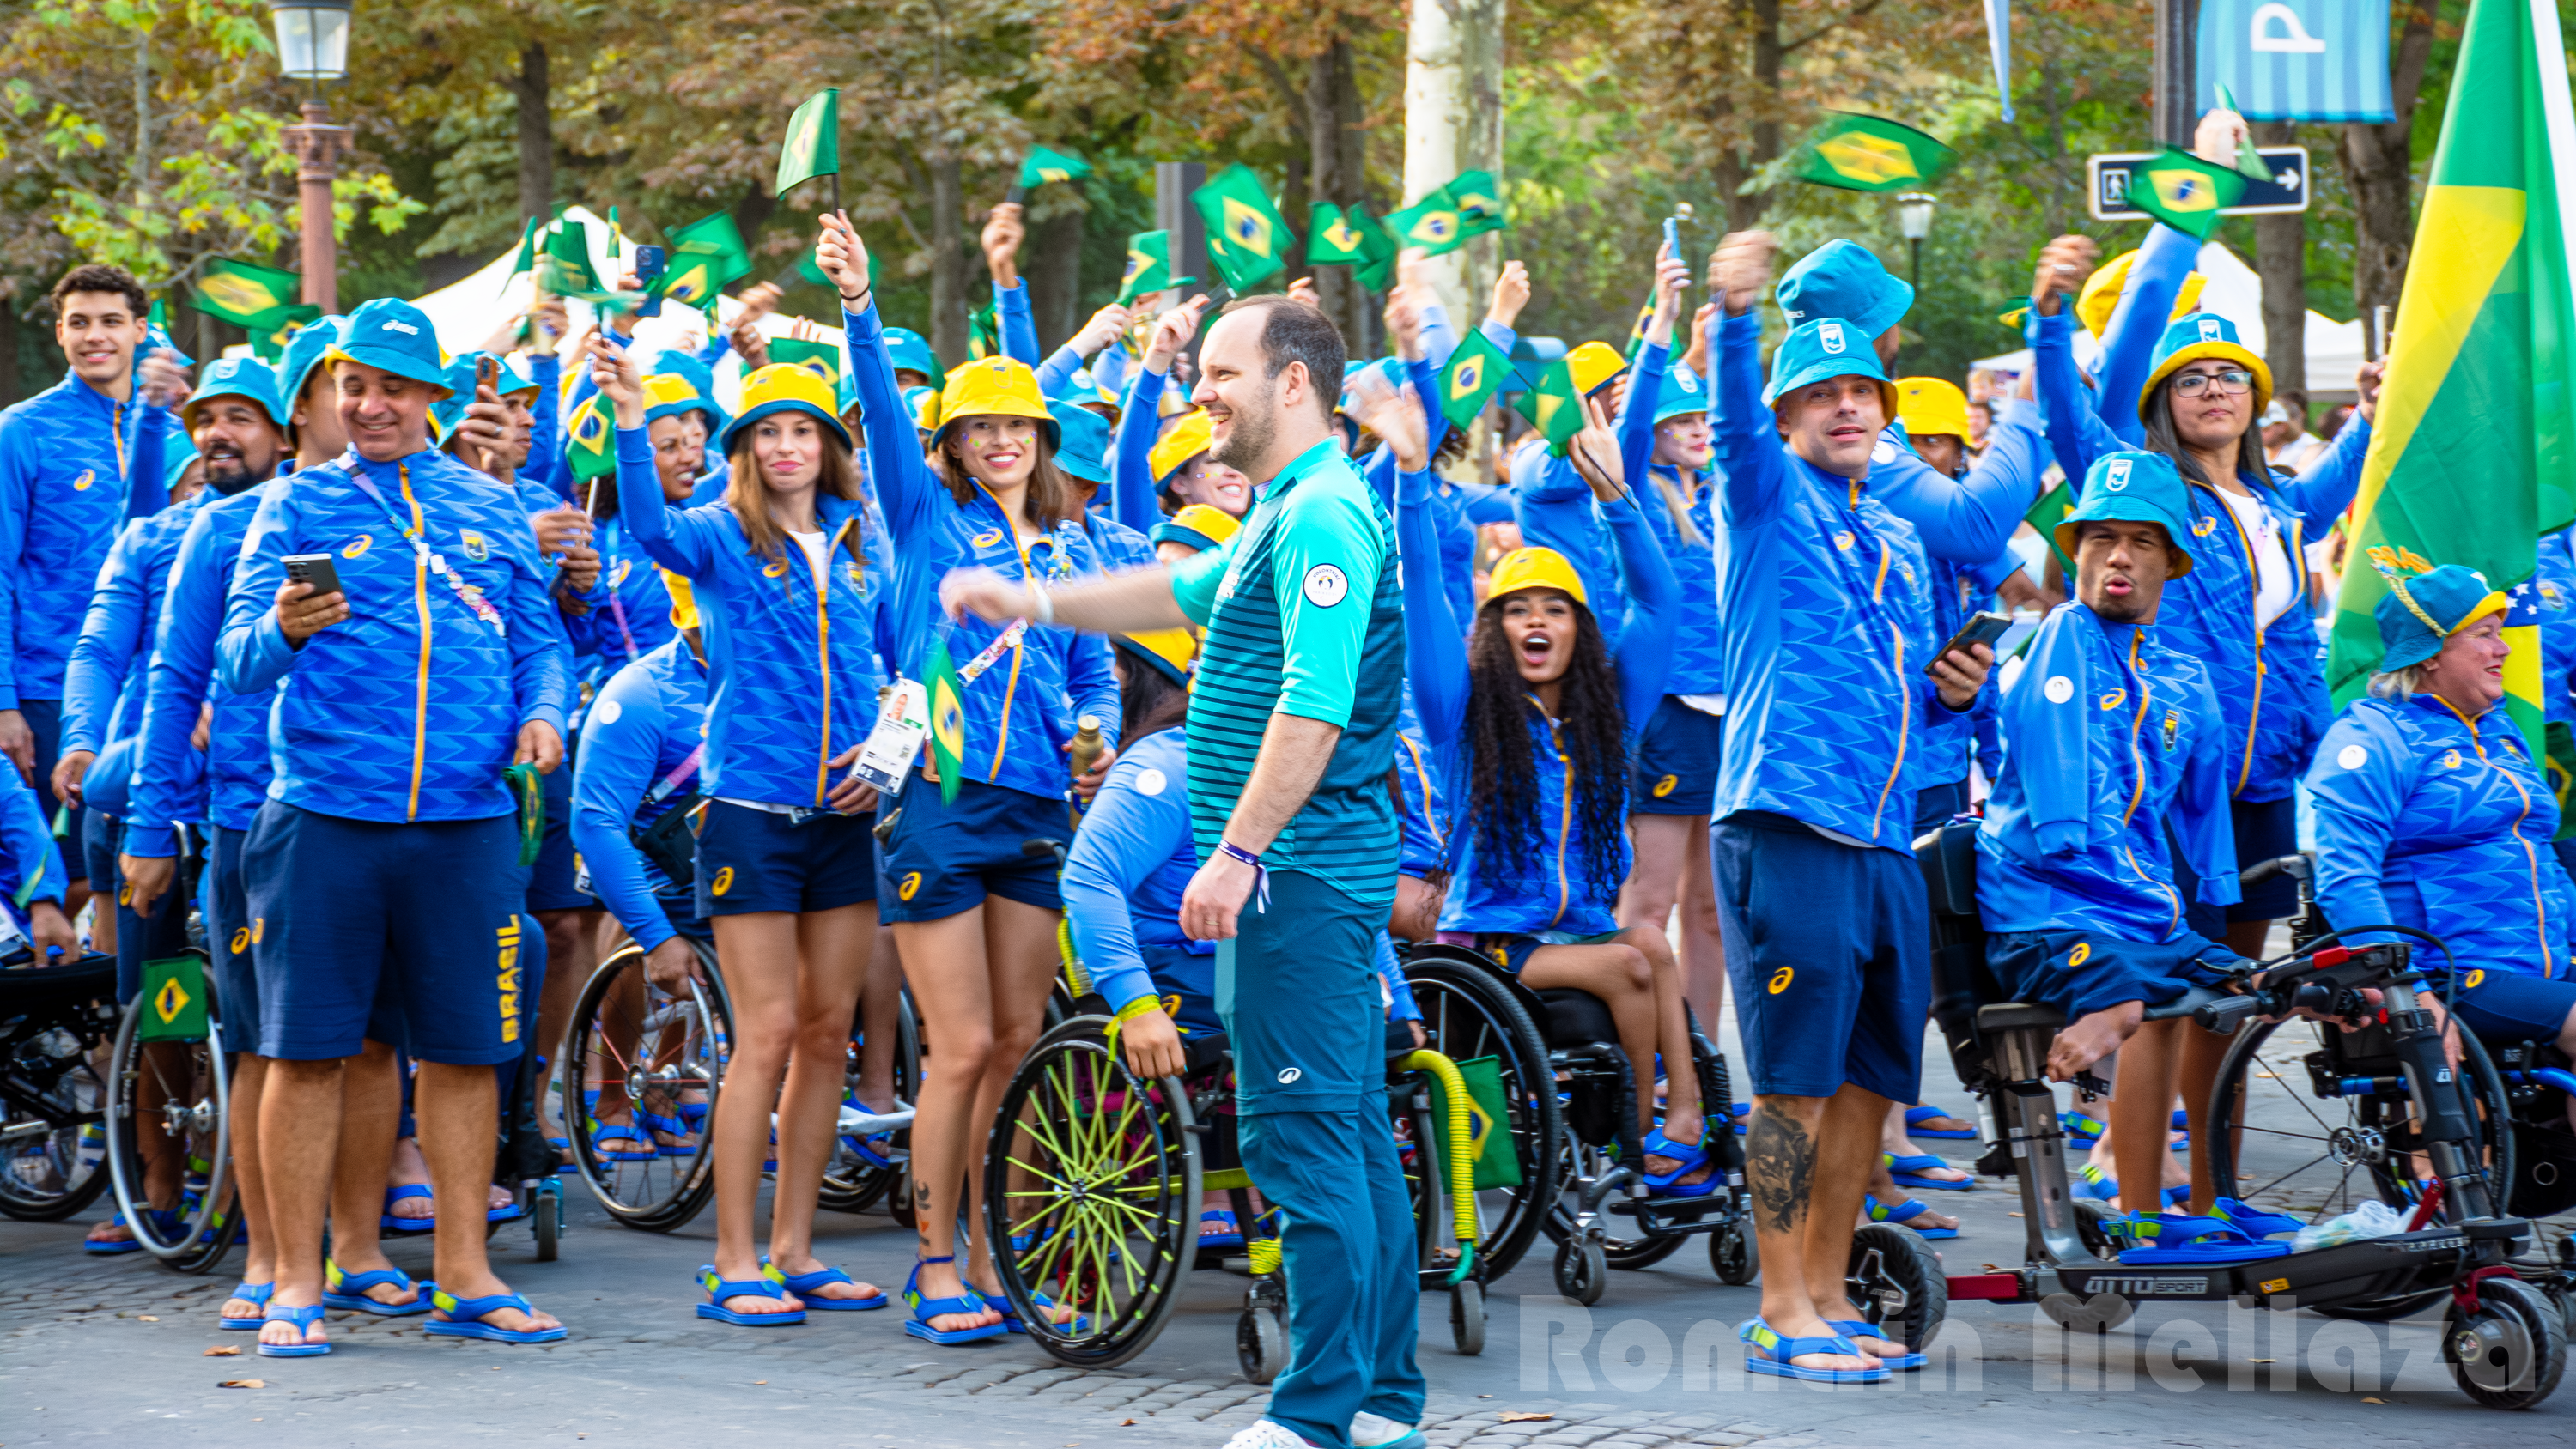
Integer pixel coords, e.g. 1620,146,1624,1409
1747,1107,1815,1235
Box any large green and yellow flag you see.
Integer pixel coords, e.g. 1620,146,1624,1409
769,336,843,394
2327,0,2576,755
193,258,301,329
655,212,754,310
776,89,841,198
1437,330,1510,431
2122,149,2247,241
1192,165,1292,291
1794,112,1956,193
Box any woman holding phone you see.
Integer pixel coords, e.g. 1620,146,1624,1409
592,338,893,1326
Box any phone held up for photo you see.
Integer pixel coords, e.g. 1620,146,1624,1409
634,244,667,319
475,353,500,397
1925,609,2013,677
283,553,344,600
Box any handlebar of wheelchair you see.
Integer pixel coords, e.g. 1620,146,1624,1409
2236,852,2313,889
2190,939,2415,1035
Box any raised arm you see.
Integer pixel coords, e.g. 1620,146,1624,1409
1352,372,1468,748
1709,232,1789,530
2269,366,2381,522
1113,299,1207,537
1039,303,1132,400
1871,391,2051,561
820,211,945,544
595,338,717,577
2092,222,2202,443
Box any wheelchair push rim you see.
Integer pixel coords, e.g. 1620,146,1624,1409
562,938,728,1231
103,973,239,1271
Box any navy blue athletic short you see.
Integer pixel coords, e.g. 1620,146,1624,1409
878,773,1066,923
243,802,530,1065
112,823,194,1008
205,825,259,1055
21,700,86,882
1140,942,1223,1037
1711,811,1927,1101
2451,967,2576,1043
526,759,595,913
1444,929,1624,977
693,799,877,918
1630,697,1722,817
81,808,118,903
1912,778,1971,840
1986,928,2240,1022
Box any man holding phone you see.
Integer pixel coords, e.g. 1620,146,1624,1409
214,295,574,1356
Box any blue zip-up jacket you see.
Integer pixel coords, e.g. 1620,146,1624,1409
571,638,708,953
1977,603,2238,940
2309,693,2576,980
2034,305,2375,802
1709,309,1960,849
62,491,214,758
611,427,886,809
1111,367,1174,532
1083,510,1155,573
845,301,1121,799
127,480,278,855
0,374,184,706
1638,461,1722,697
1062,727,1206,1017
1512,343,1668,646
216,448,574,823
0,761,66,923
584,514,682,672
2535,528,2576,726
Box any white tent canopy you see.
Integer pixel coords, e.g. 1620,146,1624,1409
1974,241,2366,402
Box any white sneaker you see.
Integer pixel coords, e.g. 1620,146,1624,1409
1222,1422,1319,1449
1350,1410,1426,1448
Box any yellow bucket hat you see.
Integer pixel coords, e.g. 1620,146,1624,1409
1150,411,1215,488
1485,545,1589,609
1894,377,1971,441
929,355,1058,450
1113,627,1198,688
721,364,849,452
1565,342,1628,397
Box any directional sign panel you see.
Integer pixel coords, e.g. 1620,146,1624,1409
2087,146,2311,221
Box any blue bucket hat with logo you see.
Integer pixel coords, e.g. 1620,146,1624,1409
274,313,346,421
1652,360,1710,425
1049,399,1113,486
180,356,289,433
2374,563,2509,672
2142,312,2273,415
1762,318,1893,409
883,326,945,390
325,297,452,395
2055,451,2197,579
1775,239,1913,341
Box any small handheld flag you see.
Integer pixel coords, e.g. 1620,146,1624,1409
2121,149,2246,240
1436,330,1510,431
1793,112,1958,192
193,258,302,329
136,957,209,1043
1516,360,1587,456
1116,231,1194,305
1308,203,1400,289
503,217,541,297
2212,84,2281,182
1449,170,1506,237
1016,145,1093,191
653,213,754,309
776,89,842,203
1192,165,1294,292
928,636,967,805
769,336,844,393
966,303,1001,361
564,396,615,482
250,305,323,364
542,219,606,296
1387,186,1468,258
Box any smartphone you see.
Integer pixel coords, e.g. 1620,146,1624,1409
283,553,344,599
1925,609,2013,676
475,354,499,397
1662,216,1680,259
634,244,667,319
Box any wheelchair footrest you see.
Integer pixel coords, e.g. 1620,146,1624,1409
1605,1191,1737,1233
2055,1226,2490,1307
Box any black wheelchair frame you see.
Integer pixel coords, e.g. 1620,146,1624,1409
0,950,118,1223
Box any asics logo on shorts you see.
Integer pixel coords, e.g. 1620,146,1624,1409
898,871,921,900
229,927,251,955
1652,774,1677,798
2464,969,2485,989
1766,967,1793,994
496,919,523,1044
710,865,735,896
2068,942,2092,967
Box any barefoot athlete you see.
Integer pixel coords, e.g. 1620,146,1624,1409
943,293,1420,1449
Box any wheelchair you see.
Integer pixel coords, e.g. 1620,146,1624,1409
817,985,922,1221
0,949,118,1222
562,931,731,1233
100,947,245,1273
1917,820,2568,1410
1400,943,1755,1306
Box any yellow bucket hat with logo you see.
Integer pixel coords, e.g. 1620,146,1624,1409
929,355,1059,450
1484,545,1589,609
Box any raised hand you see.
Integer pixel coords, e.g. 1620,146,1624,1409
982,202,1025,288
1710,231,1778,318
1643,243,1691,345
1487,259,1531,330
2029,235,2101,317
1346,370,1429,473
1286,276,1322,308
1565,390,1627,500
1141,295,1212,376
587,335,646,428
1071,302,1131,358
815,211,871,303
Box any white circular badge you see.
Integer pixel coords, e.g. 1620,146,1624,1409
1302,564,1348,608
592,699,623,725
2043,674,2075,705
1277,1067,1302,1085
2337,743,2369,770
1133,767,1169,797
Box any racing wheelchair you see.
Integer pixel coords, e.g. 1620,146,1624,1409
0,949,118,1223
1915,820,2568,1410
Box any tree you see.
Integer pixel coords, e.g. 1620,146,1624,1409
2336,3,2438,322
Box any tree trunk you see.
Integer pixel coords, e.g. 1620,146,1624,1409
0,302,20,409
1027,204,1084,352
2251,120,2306,400
1308,39,1371,348
930,156,968,364
2337,12,2435,321
511,45,554,221
1749,0,1782,176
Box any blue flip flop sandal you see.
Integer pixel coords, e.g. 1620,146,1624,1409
761,1258,886,1311
998,1288,1089,1335
902,1256,1005,1344
1642,1127,1721,1197
1863,1193,1958,1240
2212,1197,2305,1240
636,1107,696,1157
2109,1211,2291,1265
1739,1318,1889,1383
1882,1151,1973,1192
323,1261,435,1316
1827,1318,1928,1370
380,1183,437,1233
83,1206,176,1254
2058,1110,2105,1149
590,1122,658,1163
1904,1105,1979,1140
1200,1210,1245,1248
694,1267,805,1326
256,1303,330,1357
425,1289,569,1343
220,1281,275,1331
2073,1162,2119,1202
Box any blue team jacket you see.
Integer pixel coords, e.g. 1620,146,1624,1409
845,301,1120,801
2308,694,2574,981
0,374,182,706
1709,310,1960,850
128,481,277,854
1977,603,2239,940
1061,727,1207,1016
571,638,708,953
62,491,214,758
611,427,885,809
217,448,574,823
0,762,66,925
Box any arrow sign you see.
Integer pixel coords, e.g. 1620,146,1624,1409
2087,146,2311,221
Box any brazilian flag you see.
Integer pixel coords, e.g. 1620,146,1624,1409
1308,203,1399,291
965,304,1000,361
1191,164,1293,292
1436,330,1510,431
769,336,843,394
541,220,605,297
1794,112,1957,193
193,258,301,329
1449,169,1506,237
1515,359,1586,456
929,635,967,805
564,396,614,482
1427,1056,1522,1191
656,212,755,309
1117,230,1191,305
250,305,323,364
1387,186,1468,258
1017,145,1092,190
775,88,841,198
2122,149,2246,241
137,956,210,1043
2025,479,2076,573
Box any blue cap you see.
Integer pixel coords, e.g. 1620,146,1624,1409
1776,239,1912,341
2141,312,2273,414
1049,400,1112,485
326,298,451,395
1761,318,1893,407
2055,451,2198,579
180,356,289,432
884,326,945,389
1652,361,1709,426
165,443,200,493
644,352,732,436
2373,563,2510,672
274,313,346,420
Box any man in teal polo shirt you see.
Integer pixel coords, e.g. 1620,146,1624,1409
941,295,1417,1449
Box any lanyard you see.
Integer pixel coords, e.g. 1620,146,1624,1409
956,618,1028,686
344,460,509,638
644,744,704,805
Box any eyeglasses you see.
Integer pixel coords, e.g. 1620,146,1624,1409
2170,368,2254,398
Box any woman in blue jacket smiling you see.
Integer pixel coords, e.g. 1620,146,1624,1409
598,343,891,1328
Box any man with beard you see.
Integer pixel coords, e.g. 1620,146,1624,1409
940,294,1418,1449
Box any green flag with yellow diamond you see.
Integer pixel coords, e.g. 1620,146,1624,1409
1192,164,1292,292
541,219,605,297
769,336,843,394
2327,0,2576,758
656,212,754,310
1387,186,1469,258
966,303,1000,361
250,305,323,364
929,635,967,806
1017,145,1093,190
775,88,841,198
193,258,301,330
564,396,615,482
2122,149,2247,241
1515,359,1585,456
137,956,209,1043
1117,231,1181,305
1794,112,1956,193
1449,170,1506,237
1437,330,1510,431
1308,203,1400,290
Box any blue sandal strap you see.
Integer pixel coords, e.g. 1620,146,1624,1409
265,1303,325,1329
434,1290,538,1320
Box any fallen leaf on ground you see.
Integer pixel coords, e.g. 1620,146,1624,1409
217,1379,264,1389
1498,1411,1552,1422
2363,1397,2387,1404
204,1345,240,1356
1121,1421,1137,1427
2008,1211,2024,1217
2255,1071,2278,1079
2248,1358,2274,1363
139,1315,160,1321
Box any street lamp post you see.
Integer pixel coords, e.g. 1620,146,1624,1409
269,0,353,312
1897,193,1937,299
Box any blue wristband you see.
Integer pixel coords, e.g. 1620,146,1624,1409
1218,840,1269,915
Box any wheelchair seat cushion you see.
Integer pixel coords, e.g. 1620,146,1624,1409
1985,928,2239,1023
1534,988,1621,1051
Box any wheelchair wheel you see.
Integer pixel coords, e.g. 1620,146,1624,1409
103,968,239,1273
0,961,117,1222
1238,1293,1287,1384
1710,1220,1757,1284
1449,1277,1485,1355
2447,1276,2567,1410
1554,1235,1607,1304
819,986,920,1216
1402,948,1562,1280
1848,1222,1948,1356
983,1014,1199,1370
562,938,728,1233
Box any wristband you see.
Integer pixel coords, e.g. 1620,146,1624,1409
1216,840,1261,868
1028,578,1054,625
1218,839,1270,916
1115,995,1166,1024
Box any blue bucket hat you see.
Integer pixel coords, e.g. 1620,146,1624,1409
1049,400,1112,486
1652,361,1709,426
2373,563,2509,672
643,352,732,437
274,313,346,422
2054,451,2197,579
1761,318,1894,409
1776,239,1913,341
430,351,538,436
325,298,451,395
180,356,289,433
2141,312,2273,415
164,443,200,493
883,326,945,390
144,322,196,372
